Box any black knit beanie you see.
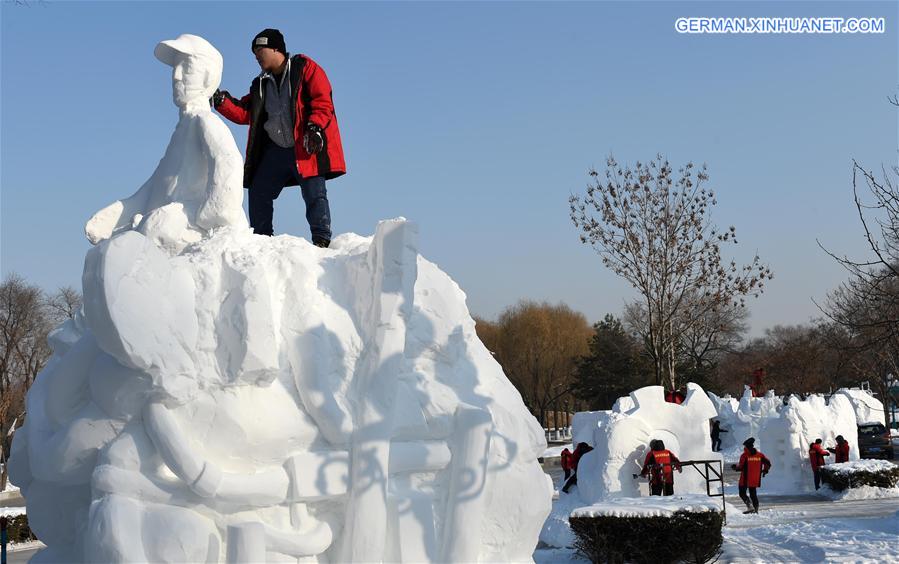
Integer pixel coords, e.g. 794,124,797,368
252,29,286,54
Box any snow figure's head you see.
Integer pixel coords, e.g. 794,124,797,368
154,34,223,108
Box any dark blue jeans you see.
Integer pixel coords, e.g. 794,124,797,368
249,144,332,241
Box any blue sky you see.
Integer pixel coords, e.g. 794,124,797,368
1,1,896,336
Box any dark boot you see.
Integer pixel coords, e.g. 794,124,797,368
312,236,330,248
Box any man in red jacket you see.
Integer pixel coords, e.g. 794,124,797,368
213,29,346,247
809,438,830,490
732,437,771,514
640,439,682,496
561,442,593,494
828,435,850,463
560,447,574,480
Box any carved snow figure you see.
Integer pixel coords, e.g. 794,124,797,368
85,34,247,253
9,35,551,563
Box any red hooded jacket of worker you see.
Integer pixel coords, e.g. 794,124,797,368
735,447,772,488
216,54,346,187
641,448,681,485
834,441,850,463
560,448,573,471
571,442,594,471
809,443,830,470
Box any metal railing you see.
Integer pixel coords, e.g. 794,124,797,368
679,459,727,524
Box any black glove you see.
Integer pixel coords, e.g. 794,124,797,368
762,470,768,476
210,89,229,108
731,464,738,471
303,123,324,154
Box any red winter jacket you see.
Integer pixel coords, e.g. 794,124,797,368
560,448,573,471
735,448,771,488
834,441,850,464
809,443,830,470
217,54,346,187
641,449,681,485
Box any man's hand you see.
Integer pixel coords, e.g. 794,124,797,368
210,89,229,108
304,123,324,154
731,464,738,471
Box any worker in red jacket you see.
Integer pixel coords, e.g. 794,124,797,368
732,437,771,514
640,439,682,496
808,438,830,490
560,447,574,480
213,29,346,246
561,442,594,494
827,435,850,463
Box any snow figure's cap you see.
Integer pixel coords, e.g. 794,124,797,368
154,34,223,69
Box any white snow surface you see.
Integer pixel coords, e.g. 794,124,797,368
570,494,720,518
818,485,899,501
722,510,899,563
835,388,886,427
8,35,551,564
826,459,898,474
0,506,26,518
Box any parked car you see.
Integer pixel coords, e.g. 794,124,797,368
857,423,895,459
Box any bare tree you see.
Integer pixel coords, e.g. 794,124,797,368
571,154,773,391
0,275,81,489
623,297,748,390
476,301,592,426
45,286,82,323
817,95,899,425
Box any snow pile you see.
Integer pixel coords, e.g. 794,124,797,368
826,459,897,474
538,487,582,549
819,485,899,501
834,388,885,426
576,384,721,503
8,34,551,564
0,507,27,519
570,494,720,519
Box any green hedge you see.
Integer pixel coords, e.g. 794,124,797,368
569,510,723,564
820,463,899,491
3,514,37,544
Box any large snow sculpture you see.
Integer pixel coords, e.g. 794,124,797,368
708,388,863,493
574,384,721,502
756,394,859,493
9,34,551,564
